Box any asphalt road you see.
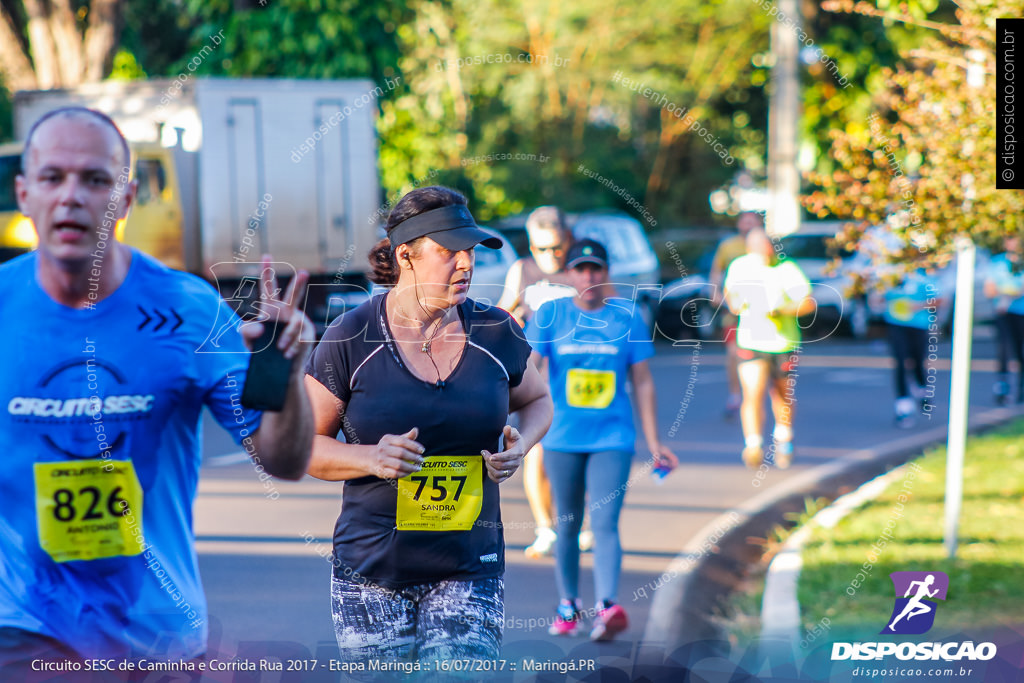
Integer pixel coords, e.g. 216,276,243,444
191,327,1009,679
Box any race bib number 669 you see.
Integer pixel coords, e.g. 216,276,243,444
566,368,616,409
34,459,144,563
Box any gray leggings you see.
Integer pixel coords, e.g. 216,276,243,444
545,449,633,605
331,574,503,669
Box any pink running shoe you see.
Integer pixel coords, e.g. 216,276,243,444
590,601,629,641
548,599,583,636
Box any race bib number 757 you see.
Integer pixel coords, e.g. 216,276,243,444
396,456,483,531
34,459,145,563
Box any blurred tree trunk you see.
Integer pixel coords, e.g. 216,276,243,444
0,0,124,91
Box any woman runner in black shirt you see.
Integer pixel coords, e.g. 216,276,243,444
304,186,552,672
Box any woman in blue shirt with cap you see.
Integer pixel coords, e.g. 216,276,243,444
526,238,678,641
304,186,553,670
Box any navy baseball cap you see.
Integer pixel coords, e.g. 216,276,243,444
565,238,609,269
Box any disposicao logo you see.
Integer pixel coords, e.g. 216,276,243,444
831,570,997,663
882,570,948,635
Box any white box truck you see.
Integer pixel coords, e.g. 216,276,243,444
6,77,383,328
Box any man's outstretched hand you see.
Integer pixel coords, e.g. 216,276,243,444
240,254,315,362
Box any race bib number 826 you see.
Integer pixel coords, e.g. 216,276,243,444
34,459,144,563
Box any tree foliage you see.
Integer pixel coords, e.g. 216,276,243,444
8,0,969,237
805,0,1024,271
797,0,953,180
379,0,770,224
175,0,407,84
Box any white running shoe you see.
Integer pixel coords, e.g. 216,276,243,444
525,527,557,559
895,397,917,429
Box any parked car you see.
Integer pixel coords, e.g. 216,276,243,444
790,222,991,339
774,221,865,340
572,212,661,324
572,213,659,291
6,79,383,338
654,249,718,342
491,217,531,258
654,219,1001,344
0,142,26,264
467,228,519,306
492,211,662,323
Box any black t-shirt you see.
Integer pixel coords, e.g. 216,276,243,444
306,293,532,588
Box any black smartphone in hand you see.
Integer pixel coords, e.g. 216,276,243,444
241,321,293,411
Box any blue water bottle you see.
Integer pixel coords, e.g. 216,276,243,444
651,457,674,484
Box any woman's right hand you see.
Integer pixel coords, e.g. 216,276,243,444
370,427,425,479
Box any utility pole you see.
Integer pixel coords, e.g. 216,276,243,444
944,49,986,559
767,0,801,238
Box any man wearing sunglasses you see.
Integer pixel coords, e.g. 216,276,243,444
498,207,578,559
498,206,576,327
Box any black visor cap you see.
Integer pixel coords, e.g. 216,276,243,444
388,204,503,251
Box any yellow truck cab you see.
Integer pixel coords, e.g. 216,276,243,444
0,142,35,261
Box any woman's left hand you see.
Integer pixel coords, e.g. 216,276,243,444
482,425,525,484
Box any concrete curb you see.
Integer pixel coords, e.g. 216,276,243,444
643,403,1024,656
760,463,911,642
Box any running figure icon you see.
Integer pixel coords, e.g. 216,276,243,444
887,574,939,631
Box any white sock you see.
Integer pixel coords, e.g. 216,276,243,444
744,434,763,449
773,425,793,443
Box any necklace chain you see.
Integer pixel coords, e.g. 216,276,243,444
389,293,460,386
394,300,449,356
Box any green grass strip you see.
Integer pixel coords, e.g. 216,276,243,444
797,418,1024,643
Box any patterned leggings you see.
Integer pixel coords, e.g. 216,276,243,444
331,574,503,673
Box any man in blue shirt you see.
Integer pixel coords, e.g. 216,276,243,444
0,107,314,667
